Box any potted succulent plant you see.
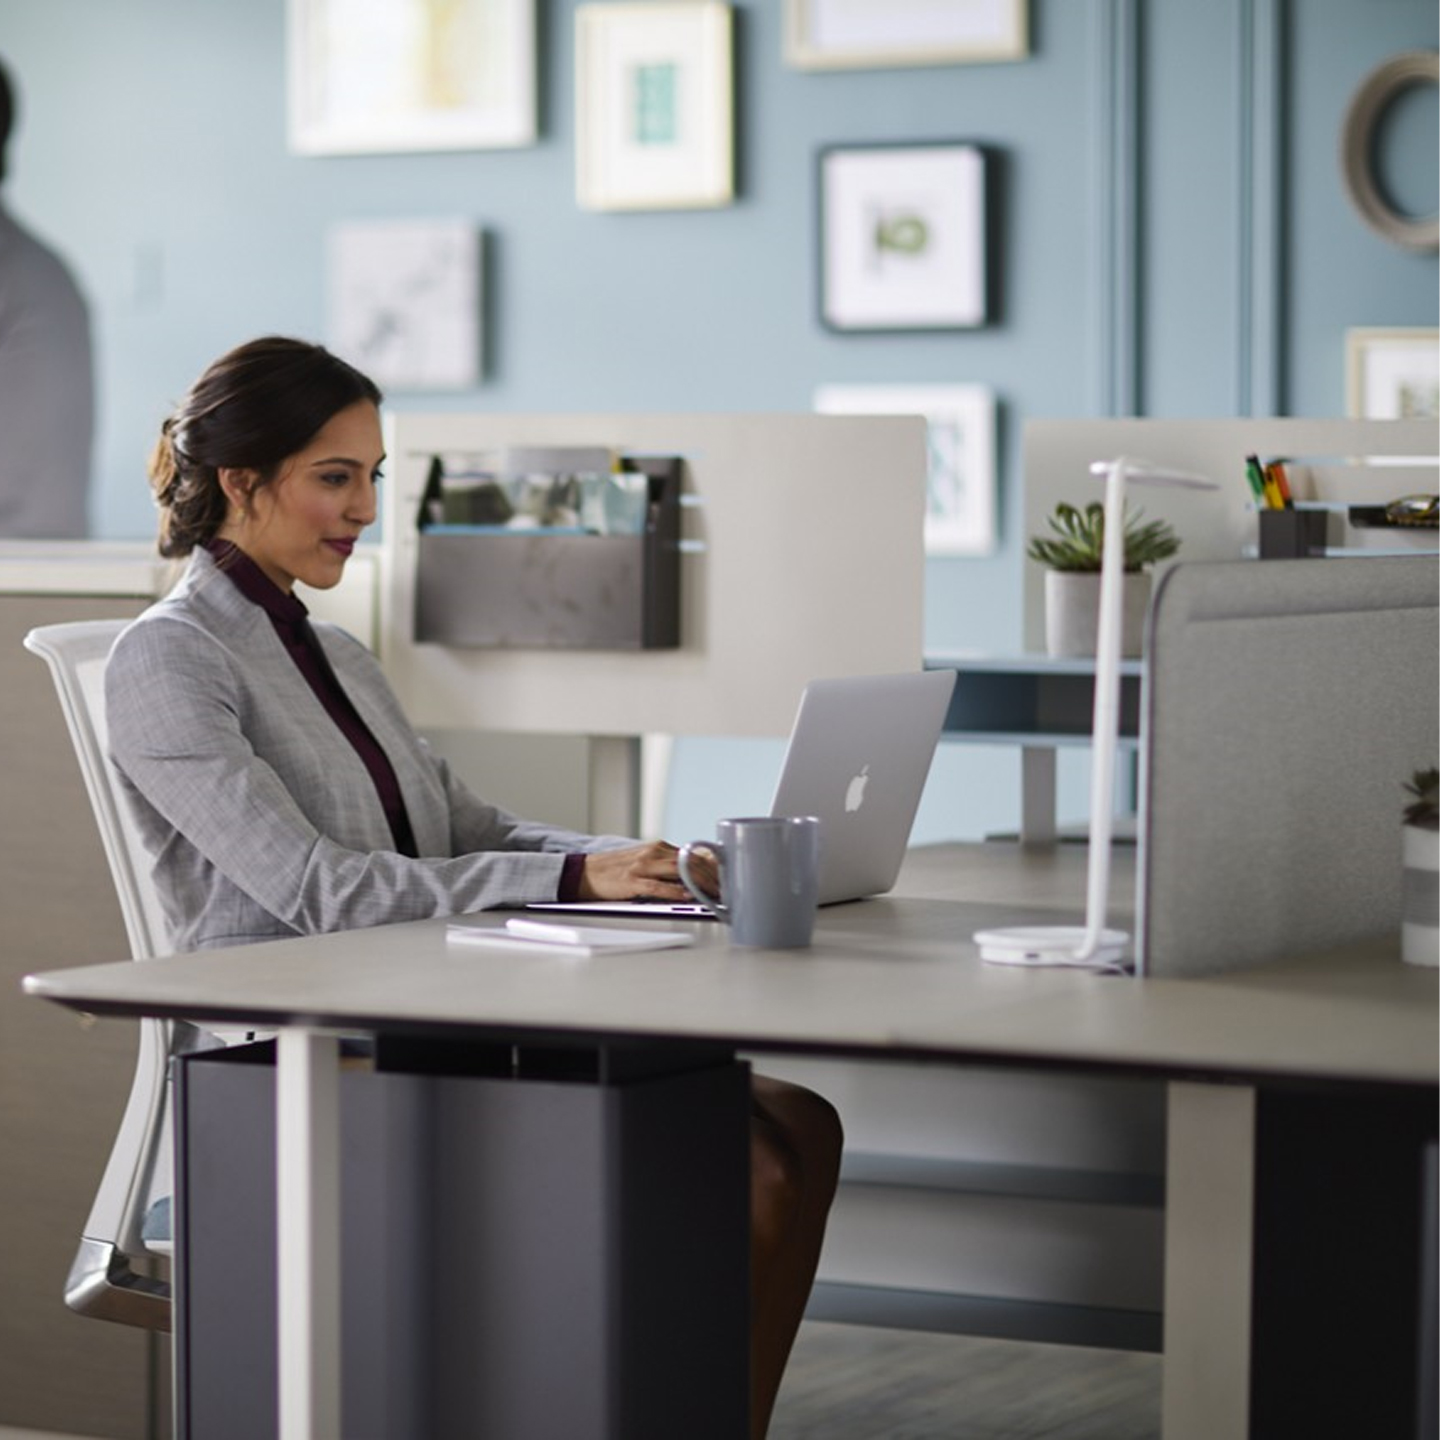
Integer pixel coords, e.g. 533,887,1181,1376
1401,766,1438,967
1028,501,1181,658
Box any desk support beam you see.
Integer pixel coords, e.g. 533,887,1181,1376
1020,746,1058,847
276,1030,342,1440
1161,1082,1256,1440
588,735,642,839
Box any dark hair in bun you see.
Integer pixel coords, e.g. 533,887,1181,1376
148,336,382,557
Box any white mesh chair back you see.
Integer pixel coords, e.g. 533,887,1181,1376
24,620,173,1328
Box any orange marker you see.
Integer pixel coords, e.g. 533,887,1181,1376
1265,460,1294,509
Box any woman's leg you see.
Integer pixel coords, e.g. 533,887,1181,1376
749,1072,844,1438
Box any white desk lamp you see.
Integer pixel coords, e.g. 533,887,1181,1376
975,457,1219,970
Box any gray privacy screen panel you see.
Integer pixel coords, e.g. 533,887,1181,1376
1138,556,1438,977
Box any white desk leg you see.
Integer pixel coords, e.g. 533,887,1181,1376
276,1029,342,1440
1161,1081,1256,1440
1020,745,1058,846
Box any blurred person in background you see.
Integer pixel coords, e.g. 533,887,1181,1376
0,54,93,537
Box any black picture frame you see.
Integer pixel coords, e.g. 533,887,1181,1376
817,141,990,333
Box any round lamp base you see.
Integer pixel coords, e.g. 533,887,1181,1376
974,925,1129,969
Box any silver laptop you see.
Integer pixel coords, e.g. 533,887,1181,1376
530,669,956,916
770,669,956,904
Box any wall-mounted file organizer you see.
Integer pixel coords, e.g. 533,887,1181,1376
413,449,683,650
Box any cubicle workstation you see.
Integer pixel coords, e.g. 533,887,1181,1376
1021,417,1440,648
928,416,1440,844
378,411,929,835
373,410,1180,1360
817,415,1440,1361
0,413,930,1436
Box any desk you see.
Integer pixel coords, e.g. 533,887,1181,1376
927,653,1144,844
24,844,1437,1440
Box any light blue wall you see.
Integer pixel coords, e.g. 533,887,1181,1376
5,0,1436,842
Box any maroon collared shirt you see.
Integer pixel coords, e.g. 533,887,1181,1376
206,541,419,858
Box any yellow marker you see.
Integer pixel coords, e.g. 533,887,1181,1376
1261,463,1283,510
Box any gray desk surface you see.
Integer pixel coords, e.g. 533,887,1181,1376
23,843,1436,1091
22,841,1437,1440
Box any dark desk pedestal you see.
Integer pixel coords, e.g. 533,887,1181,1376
1250,1088,1437,1440
173,1042,750,1440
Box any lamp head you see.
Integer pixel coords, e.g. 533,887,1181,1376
1088,457,1219,492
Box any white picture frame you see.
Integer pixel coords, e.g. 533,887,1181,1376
1345,327,1440,419
326,219,484,391
785,0,1028,70
819,143,988,331
814,383,997,556
287,0,536,155
575,2,734,211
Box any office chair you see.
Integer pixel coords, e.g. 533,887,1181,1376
25,619,179,1330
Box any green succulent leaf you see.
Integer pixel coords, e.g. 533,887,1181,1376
1403,765,1439,829
1026,500,1181,573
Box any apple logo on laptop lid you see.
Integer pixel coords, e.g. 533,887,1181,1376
844,764,869,813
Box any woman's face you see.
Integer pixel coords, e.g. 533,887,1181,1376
221,400,384,593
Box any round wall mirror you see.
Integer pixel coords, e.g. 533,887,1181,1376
1340,50,1439,252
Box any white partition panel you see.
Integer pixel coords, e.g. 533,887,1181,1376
380,413,927,737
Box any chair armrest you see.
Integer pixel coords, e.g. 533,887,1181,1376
65,1237,170,1331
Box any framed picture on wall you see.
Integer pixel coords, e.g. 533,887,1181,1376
818,142,988,332
326,219,484,390
785,0,1028,70
287,0,536,154
1345,328,1440,419
575,2,734,211
813,383,997,556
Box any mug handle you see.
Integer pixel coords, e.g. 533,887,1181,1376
677,841,727,922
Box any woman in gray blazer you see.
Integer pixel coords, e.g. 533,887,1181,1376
107,336,840,1437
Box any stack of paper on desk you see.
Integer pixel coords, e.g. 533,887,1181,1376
446,917,696,958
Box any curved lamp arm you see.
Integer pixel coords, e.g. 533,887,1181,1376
978,457,1216,970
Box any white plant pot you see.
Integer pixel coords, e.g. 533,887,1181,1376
1043,570,1152,659
1401,823,1439,967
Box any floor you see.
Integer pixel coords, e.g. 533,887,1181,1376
771,1323,1162,1440
0,1432,99,1440
0,1322,1163,1440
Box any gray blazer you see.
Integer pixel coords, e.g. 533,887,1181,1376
106,548,631,952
